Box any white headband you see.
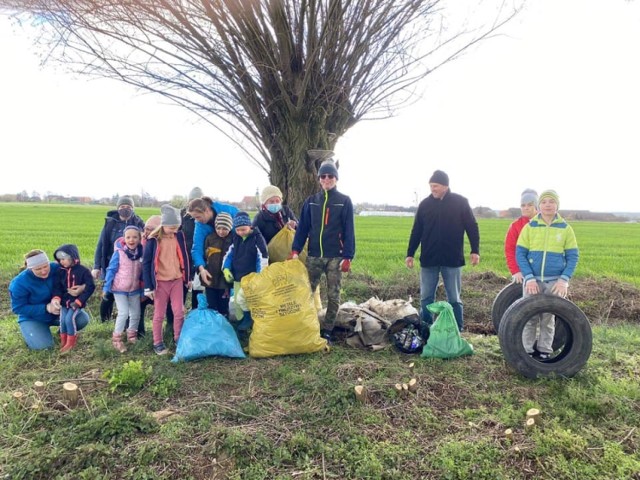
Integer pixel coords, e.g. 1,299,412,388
26,252,50,269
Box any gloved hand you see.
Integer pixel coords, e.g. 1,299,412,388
340,259,351,273
223,268,234,284
144,289,155,300
287,251,299,260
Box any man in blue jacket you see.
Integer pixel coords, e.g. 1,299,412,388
291,159,356,342
405,170,480,332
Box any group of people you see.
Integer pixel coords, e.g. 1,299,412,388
9,162,578,360
406,170,578,360
9,158,357,353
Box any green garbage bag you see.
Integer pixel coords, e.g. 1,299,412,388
421,301,474,359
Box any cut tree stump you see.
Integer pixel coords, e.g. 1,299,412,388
354,385,367,403
407,378,418,393
12,391,25,404
408,362,415,374
525,417,536,431
394,383,404,397
526,408,541,425
62,382,79,407
33,381,45,393
402,383,409,398
504,428,513,440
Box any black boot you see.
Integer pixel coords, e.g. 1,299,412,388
320,328,335,344
99,294,114,322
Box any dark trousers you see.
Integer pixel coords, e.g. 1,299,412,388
205,288,229,317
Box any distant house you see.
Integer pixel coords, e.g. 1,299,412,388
239,195,259,211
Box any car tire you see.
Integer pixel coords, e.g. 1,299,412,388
493,283,568,351
498,294,592,379
491,282,522,333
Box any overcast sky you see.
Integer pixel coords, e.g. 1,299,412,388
1,0,639,213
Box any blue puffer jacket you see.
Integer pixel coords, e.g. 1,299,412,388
191,202,239,269
9,262,60,324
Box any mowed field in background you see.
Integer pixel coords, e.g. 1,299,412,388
0,203,638,287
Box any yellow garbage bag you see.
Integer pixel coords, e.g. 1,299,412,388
267,228,322,311
241,259,327,358
267,227,308,264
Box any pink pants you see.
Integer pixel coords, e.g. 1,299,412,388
152,278,185,345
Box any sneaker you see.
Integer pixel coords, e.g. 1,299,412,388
531,351,551,361
153,343,168,355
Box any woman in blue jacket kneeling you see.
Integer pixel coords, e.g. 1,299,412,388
9,249,87,350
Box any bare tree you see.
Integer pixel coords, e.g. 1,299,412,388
2,0,520,210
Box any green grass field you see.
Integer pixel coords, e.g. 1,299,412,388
1,203,639,479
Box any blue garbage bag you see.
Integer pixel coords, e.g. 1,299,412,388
172,294,246,362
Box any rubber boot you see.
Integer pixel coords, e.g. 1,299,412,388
60,334,77,354
112,332,127,353
126,329,138,344
60,333,68,349
236,311,253,346
238,311,253,331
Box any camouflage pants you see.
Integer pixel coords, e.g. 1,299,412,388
305,256,342,329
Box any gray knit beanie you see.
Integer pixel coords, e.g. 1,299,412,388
520,189,538,205
117,196,135,208
318,160,339,180
160,204,181,226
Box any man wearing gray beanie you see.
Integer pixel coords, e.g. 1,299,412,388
406,170,480,332
504,189,538,283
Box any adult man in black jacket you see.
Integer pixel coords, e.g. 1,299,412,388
405,170,480,332
92,196,145,321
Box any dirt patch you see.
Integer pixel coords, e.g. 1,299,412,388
463,271,640,333
345,271,640,335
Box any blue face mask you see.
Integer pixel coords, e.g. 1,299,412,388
266,204,282,214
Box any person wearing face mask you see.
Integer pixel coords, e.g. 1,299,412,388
252,185,298,245
91,196,145,322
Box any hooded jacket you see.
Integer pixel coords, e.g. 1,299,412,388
52,244,96,308
93,209,145,274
